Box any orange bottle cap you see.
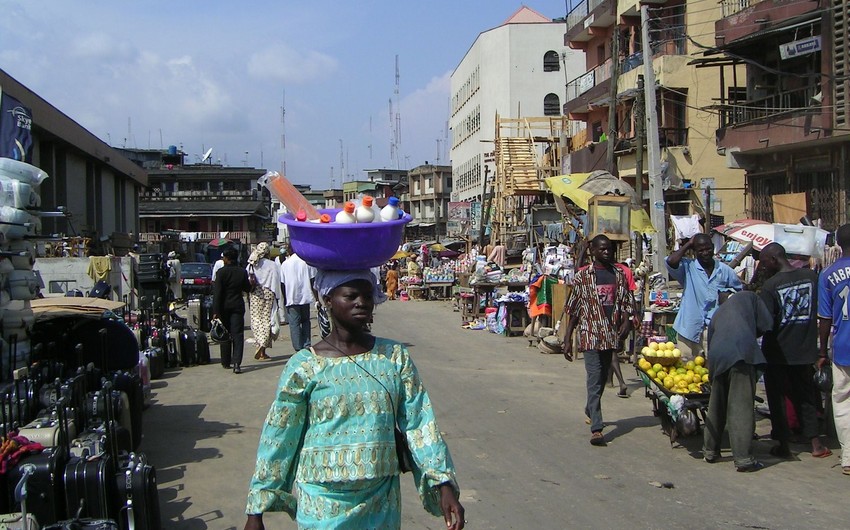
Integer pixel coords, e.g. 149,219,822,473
362,196,374,207
319,213,331,223
343,202,356,213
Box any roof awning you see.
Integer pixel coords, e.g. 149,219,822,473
714,13,820,52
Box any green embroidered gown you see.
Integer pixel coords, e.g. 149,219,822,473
245,338,458,528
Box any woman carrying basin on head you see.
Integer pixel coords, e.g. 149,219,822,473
243,268,465,530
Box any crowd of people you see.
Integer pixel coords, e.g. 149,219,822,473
201,222,850,528
562,226,850,476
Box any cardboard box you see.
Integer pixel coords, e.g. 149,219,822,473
551,283,572,339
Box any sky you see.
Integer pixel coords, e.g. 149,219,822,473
0,0,569,189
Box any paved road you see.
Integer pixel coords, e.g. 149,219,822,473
146,300,848,529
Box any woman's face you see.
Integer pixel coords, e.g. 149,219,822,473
326,280,374,327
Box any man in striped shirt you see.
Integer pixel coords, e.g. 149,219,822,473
563,234,638,446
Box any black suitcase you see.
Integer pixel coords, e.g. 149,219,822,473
144,348,165,380
110,372,143,450
6,399,72,525
114,452,162,530
63,453,120,521
44,517,120,529
194,332,210,365
89,280,112,299
178,329,197,367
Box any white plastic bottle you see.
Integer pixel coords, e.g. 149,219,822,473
380,196,400,221
335,202,357,223
355,196,376,223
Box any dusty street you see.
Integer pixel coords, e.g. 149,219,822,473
146,299,848,529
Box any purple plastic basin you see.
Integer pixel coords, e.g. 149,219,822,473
279,208,412,270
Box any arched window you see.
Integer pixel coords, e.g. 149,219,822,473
543,50,560,72
544,93,561,116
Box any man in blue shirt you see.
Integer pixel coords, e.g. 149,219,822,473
818,223,850,475
666,233,742,357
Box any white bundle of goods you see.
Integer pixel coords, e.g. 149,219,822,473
0,158,50,187
0,205,40,241
0,175,40,209
1,300,34,343
6,269,38,300
0,158,48,376
2,240,35,269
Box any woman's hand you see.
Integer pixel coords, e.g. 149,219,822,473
439,483,465,529
244,514,264,530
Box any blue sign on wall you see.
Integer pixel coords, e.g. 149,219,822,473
0,92,33,162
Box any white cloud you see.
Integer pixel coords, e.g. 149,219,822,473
69,32,135,62
247,43,338,84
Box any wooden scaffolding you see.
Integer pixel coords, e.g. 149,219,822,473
489,114,567,246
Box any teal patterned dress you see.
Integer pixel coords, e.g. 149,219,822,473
245,338,459,528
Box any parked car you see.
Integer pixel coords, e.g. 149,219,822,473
180,262,213,298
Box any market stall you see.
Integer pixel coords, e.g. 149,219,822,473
423,267,455,300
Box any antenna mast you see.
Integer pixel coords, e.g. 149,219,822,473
394,55,401,169
280,89,287,176
339,139,344,182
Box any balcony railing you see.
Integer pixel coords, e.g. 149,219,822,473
721,0,752,18
719,85,819,128
566,0,608,33
566,59,612,101
138,231,253,243
140,189,260,200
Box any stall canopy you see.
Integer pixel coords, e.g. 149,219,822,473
715,218,828,257
544,174,655,233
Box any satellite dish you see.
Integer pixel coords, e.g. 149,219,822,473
201,148,213,163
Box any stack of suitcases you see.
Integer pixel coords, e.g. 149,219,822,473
0,324,162,528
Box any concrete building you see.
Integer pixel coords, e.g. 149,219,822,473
563,0,747,222
449,6,584,203
407,164,452,238
0,68,147,241
323,189,343,209
127,148,272,245
699,0,850,229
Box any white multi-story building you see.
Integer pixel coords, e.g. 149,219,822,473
449,6,584,203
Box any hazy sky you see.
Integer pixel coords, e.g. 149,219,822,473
0,1,569,189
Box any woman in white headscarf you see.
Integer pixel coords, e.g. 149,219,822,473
246,242,282,361
244,269,464,530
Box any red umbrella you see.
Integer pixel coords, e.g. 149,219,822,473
714,219,774,250
207,238,233,248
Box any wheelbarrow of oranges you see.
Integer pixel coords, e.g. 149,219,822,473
635,339,711,445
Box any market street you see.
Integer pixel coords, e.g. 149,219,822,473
145,299,848,529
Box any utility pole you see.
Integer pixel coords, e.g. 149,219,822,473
641,4,667,278
635,74,645,263
478,164,491,247
607,27,620,173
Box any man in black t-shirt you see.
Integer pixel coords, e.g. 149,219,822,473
758,243,830,459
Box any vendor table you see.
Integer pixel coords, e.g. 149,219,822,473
425,281,454,300
500,300,530,337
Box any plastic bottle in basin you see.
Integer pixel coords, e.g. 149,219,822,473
380,196,400,222
355,196,376,223
335,202,357,224
259,170,321,220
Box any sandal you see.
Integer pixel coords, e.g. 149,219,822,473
257,353,272,361
617,388,629,399
590,432,606,446
812,448,833,458
842,466,850,475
